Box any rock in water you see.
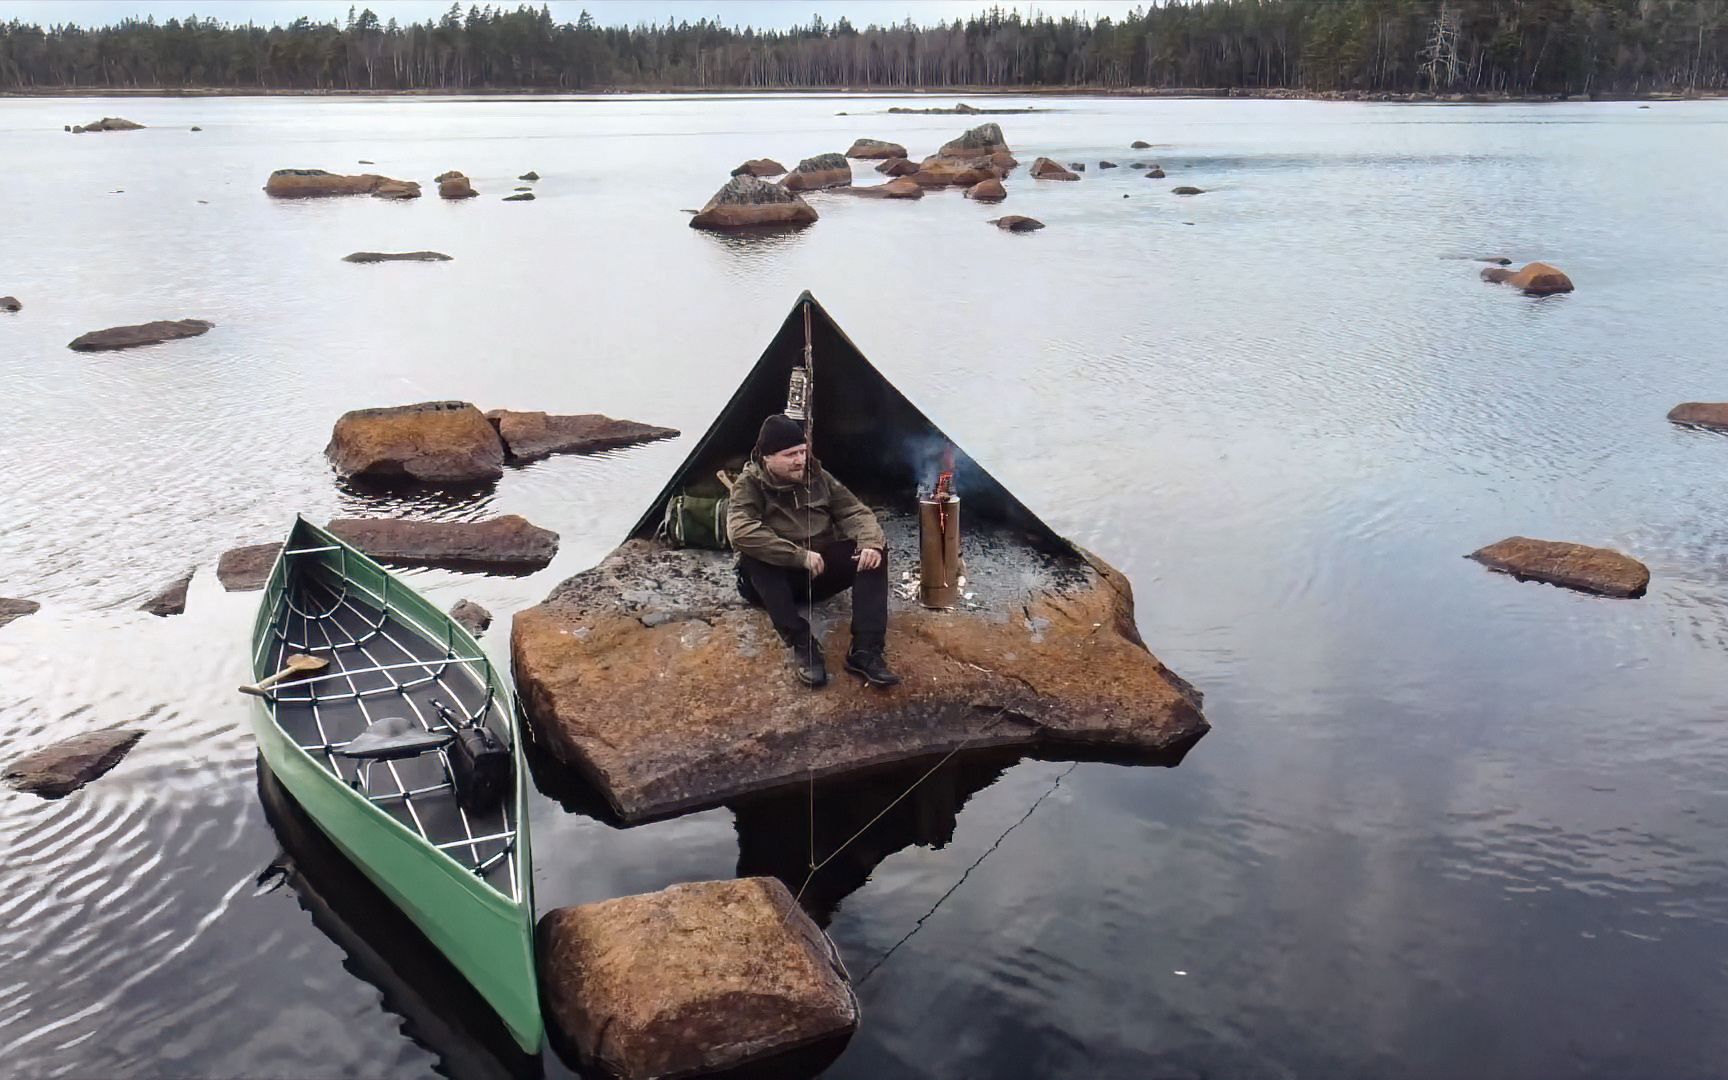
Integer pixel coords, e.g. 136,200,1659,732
75,117,144,132
1172,186,1206,195
849,178,924,200
0,597,41,628
845,138,907,159
1069,162,1088,171
342,251,452,263
964,178,1006,202
434,170,464,182
781,153,852,191
1476,256,1513,265
1132,139,1152,148
689,175,818,231
935,122,1010,158
5,731,145,798
325,516,559,571
730,158,787,178
484,410,679,462
217,543,282,591
502,192,535,201
1667,402,1728,431
140,568,194,616
537,878,858,1079
989,215,1044,232
1099,160,1118,168
439,175,477,199
1030,157,1080,181
67,319,213,352
263,169,414,197
905,155,1001,188
1468,537,1649,598
518,170,540,181
876,157,918,177
450,599,492,636
1147,166,1167,178
326,401,507,484
0,296,19,312
1481,261,1574,295
371,179,422,200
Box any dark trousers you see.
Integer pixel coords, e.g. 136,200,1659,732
737,539,889,652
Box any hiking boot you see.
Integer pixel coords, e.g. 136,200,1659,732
844,648,900,688
787,634,828,688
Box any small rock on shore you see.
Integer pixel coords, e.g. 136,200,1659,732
5,730,145,798
1468,537,1648,598
68,319,213,352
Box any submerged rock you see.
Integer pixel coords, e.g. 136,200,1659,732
0,296,19,312
964,178,1006,202
1468,537,1648,598
848,178,924,200
326,400,506,484
484,410,679,462
1030,157,1079,181
325,515,559,572
140,568,194,616
690,175,817,231
450,599,493,637
1477,256,1513,265
263,169,412,197
1667,402,1728,431
730,158,787,178
1172,185,1206,195
5,730,145,798
989,214,1043,231
342,251,452,263
781,153,853,191
935,122,1010,158
217,543,282,591
0,597,41,628
67,319,213,352
845,138,907,159
1481,261,1574,295
538,877,857,1080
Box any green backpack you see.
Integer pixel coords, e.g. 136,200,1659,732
660,493,731,551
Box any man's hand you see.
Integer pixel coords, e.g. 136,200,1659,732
804,549,826,577
855,547,883,572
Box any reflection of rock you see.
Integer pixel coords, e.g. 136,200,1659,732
5,730,145,799
326,401,506,484
217,543,282,592
1468,537,1648,598
988,215,1043,231
342,251,451,263
484,409,679,462
1030,157,1079,181
730,158,786,177
690,175,817,231
964,178,1006,202
68,319,213,351
781,153,853,191
537,878,856,1080
935,122,1010,158
450,599,492,637
326,516,559,572
0,597,40,628
846,138,907,159
513,532,1206,823
1481,261,1574,295
140,568,194,616
1668,402,1728,431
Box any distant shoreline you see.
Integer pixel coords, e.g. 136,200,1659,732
3,85,1718,103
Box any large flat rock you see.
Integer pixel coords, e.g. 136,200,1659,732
537,877,857,1080
513,515,1207,823
217,542,282,591
1668,402,1728,431
5,730,145,798
484,410,679,463
1468,536,1649,598
326,400,506,484
325,515,558,572
68,319,213,352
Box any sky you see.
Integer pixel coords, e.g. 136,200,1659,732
0,0,1150,30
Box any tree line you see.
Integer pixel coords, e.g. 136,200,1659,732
1,0,1722,97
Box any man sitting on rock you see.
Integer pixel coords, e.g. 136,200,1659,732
728,414,899,690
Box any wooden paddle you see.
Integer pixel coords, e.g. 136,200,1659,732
239,653,329,697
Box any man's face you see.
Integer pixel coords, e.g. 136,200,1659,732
764,442,808,484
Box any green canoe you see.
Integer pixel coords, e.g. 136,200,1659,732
245,516,542,1053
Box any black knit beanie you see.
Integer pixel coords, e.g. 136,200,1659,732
755,414,806,457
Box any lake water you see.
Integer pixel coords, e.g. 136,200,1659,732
3,92,1727,1079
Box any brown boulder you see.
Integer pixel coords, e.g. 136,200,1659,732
325,400,506,484
67,319,213,352
434,170,465,182
372,178,422,200
217,543,282,591
484,410,679,462
935,122,1010,158
690,175,818,231
439,175,477,199
264,169,411,197
1131,140,1152,148
1667,402,1728,431
1481,261,1574,295
989,215,1044,232
139,568,194,616
849,178,924,200
730,158,787,178
342,251,451,263
781,153,852,191
325,515,559,572
1468,537,1648,598
906,158,997,188
965,178,1006,202
450,599,493,637
1030,157,1079,181
0,597,40,628
538,878,857,1080
5,730,145,799
512,535,1204,823
845,138,907,159
0,296,19,312
875,157,918,176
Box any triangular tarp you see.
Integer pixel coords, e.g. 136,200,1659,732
629,292,1068,552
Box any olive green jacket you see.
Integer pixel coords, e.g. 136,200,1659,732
726,455,886,568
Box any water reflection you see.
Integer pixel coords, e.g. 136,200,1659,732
255,760,542,1080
